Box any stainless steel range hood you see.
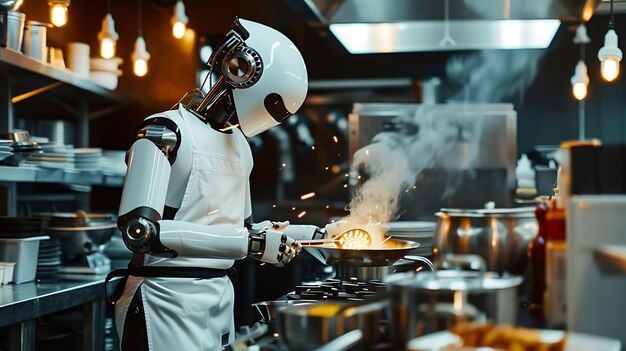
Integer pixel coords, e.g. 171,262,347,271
290,0,599,53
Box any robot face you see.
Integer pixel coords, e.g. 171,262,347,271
228,19,308,137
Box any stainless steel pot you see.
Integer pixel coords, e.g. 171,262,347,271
384,254,522,349
433,207,538,274
38,212,116,256
278,301,385,351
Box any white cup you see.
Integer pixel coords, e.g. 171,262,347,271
66,42,90,77
24,21,49,62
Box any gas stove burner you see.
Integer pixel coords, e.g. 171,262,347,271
287,278,388,301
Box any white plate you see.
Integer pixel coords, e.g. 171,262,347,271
406,330,621,351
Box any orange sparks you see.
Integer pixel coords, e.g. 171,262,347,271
324,166,329,170
325,205,330,209
297,211,306,218
311,146,315,150
415,266,423,272
343,184,348,188
291,207,296,211
300,192,315,200
272,204,277,208
333,136,338,143
331,165,340,174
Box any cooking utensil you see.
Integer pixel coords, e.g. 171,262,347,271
433,206,538,274
278,301,385,351
384,254,523,349
304,238,419,267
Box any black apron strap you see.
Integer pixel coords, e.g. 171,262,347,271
104,266,238,305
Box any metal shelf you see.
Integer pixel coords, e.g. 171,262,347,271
0,165,124,187
0,47,126,104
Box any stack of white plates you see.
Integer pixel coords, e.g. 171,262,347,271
25,147,103,169
385,221,437,256
37,238,62,279
100,150,127,175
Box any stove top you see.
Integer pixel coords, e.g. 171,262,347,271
287,277,388,301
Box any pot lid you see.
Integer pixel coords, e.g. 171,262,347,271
437,206,535,218
384,270,522,292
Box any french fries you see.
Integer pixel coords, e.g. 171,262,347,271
448,322,566,351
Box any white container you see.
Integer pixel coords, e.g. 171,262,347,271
66,42,90,78
7,11,25,52
89,71,118,90
90,57,122,73
24,21,50,62
0,236,48,284
0,261,16,284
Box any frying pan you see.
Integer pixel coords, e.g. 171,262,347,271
304,239,420,267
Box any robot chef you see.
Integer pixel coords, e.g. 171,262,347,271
107,18,328,351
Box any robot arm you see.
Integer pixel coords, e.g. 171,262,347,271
117,131,298,266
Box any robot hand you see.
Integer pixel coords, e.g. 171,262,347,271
248,229,301,267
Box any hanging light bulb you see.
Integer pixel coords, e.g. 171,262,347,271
571,60,589,101
48,0,70,27
598,0,622,82
98,13,119,59
171,1,188,39
132,36,150,77
598,29,622,82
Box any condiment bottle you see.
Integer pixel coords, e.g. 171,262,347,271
544,190,567,328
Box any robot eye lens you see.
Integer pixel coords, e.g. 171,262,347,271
228,57,251,78
128,223,146,239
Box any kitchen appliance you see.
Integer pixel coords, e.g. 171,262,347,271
384,254,523,348
433,206,538,274
349,103,516,221
39,212,116,274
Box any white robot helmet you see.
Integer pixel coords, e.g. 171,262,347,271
192,18,308,137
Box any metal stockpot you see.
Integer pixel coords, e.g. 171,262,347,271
433,207,538,274
384,254,522,348
278,301,385,351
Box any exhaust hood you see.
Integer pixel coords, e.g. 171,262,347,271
290,0,599,53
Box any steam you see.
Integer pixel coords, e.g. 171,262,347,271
343,3,553,235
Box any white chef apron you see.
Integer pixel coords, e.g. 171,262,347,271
114,105,253,351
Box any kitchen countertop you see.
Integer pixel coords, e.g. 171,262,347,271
0,275,108,328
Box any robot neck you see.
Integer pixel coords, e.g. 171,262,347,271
191,76,236,130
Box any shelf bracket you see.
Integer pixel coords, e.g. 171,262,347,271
11,82,64,104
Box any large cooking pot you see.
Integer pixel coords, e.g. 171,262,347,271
433,207,538,274
384,254,522,349
278,300,385,351
38,212,117,256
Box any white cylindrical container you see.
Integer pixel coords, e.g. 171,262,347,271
66,42,90,78
6,11,26,52
24,21,49,62
0,262,15,284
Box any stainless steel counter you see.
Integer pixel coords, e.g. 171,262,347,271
0,276,109,351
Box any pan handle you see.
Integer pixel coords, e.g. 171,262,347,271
403,255,434,271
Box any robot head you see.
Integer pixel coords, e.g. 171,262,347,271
201,18,308,137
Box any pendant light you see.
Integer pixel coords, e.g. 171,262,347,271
572,24,590,100
598,0,622,82
98,0,119,59
571,61,589,100
171,1,188,39
132,0,150,77
48,0,70,27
